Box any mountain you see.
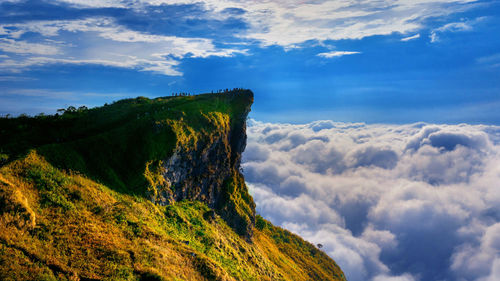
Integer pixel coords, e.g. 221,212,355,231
0,89,346,281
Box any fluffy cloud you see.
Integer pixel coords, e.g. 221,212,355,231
243,120,500,281
0,17,245,75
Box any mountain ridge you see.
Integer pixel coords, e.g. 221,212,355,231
0,89,346,281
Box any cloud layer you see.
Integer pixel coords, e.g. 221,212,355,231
243,120,500,281
50,0,481,46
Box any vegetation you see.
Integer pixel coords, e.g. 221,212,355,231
0,90,252,195
0,90,346,280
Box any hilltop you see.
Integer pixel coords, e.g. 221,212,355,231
0,90,346,281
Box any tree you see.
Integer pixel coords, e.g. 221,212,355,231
77,106,88,112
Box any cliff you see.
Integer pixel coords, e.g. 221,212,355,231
0,90,346,281
148,91,254,237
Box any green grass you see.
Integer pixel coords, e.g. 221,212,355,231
0,90,252,195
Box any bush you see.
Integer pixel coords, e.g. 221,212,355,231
25,162,74,211
255,215,267,231
0,154,8,165
26,164,67,191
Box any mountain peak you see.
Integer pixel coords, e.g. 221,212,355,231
0,89,346,281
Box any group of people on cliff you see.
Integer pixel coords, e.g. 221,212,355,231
171,88,245,97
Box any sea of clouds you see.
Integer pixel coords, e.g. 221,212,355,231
242,120,500,281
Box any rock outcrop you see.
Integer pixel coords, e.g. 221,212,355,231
147,90,255,237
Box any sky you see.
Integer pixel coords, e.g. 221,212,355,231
0,0,499,124
2,1,500,281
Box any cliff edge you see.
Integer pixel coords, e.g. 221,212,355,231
148,91,255,238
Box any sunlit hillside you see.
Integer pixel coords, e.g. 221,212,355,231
0,91,345,281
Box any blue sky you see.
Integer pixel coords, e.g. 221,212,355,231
1,0,500,124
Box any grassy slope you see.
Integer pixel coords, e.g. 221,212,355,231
0,91,251,195
0,152,345,281
1,91,257,238
0,91,346,281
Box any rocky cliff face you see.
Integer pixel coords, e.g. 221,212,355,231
147,91,255,238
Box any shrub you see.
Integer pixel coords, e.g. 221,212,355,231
0,154,8,165
255,215,267,231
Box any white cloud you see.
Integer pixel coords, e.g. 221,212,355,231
317,51,361,58
451,223,500,280
430,16,486,43
0,18,245,75
52,0,125,8
233,0,479,47
400,34,420,41
436,21,474,33
0,0,484,74
477,53,500,68
372,274,416,281
243,120,500,281
50,0,481,47
477,258,500,281
0,38,59,55
430,32,440,42
0,88,131,101
477,53,500,64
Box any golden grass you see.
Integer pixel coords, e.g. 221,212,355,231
0,151,345,281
